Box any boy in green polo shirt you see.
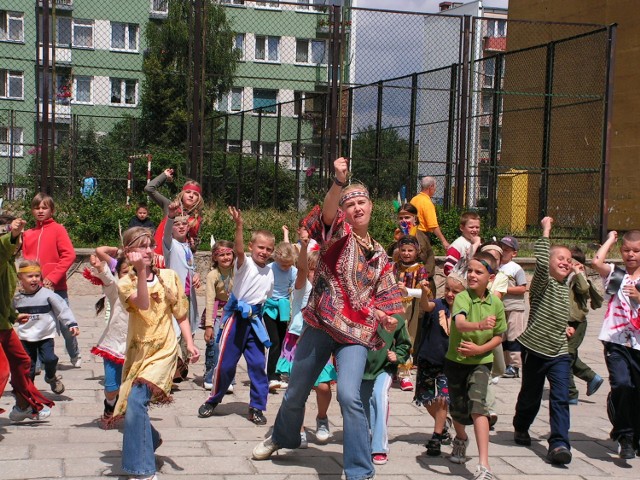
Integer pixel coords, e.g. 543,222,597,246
444,251,506,480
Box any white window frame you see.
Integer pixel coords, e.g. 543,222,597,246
254,35,280,62
0,70,24,100
252,88,278,115
295,0,325,12
234,33,245,60
295,38,326,65
255,1,281,10
0,11,24,43
218,87,243,112
72,19,94,49
0,127,24,158
221,0,245,5
110,78,138,107
251,141,276,158
110,22,139,52
150,0,169,14
72,76,93,104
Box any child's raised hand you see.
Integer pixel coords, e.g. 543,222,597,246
299,237,309,250
607,231,618,243
419,279,432,299
10,218,26,237
168,201,181,218
334,157,349,182
228,206,243,226
541,216,554,229
69,326,80,337
480,315,496,330
127,251,147,272
89,254,102,270
164,168,174,181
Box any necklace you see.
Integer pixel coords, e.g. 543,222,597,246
352,230,374,251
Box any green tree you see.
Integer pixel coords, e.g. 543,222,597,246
350,125,414,199
140,1,238,148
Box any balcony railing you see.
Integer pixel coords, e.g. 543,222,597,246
149,0,169,19
38,46,72,65
483,36,507,52
39,0,74,10
38,103,71,124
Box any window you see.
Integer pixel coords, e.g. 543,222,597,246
296,0,325,12
111,23,138,51
0,127,23,157
72,19,93,48
480,126,491,151
251,141,276,158
151,0,169,13
253,89,277,114
255,1,280,8
483,57,494,88
293,91,316,116
0,70,23,99
221,0,245,5
0,11,24,42
255,35,279,62
227,140,242,153
481,92,492,114
295,39,326,64
234,33,245,60
110,78,138,106
55,17,71,45
218,87,243,112
73,76,92,103
487,19,507,37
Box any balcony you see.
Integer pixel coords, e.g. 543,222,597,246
38,103,71,124
39,0,74,10
483,36,507,52
38,46,72,65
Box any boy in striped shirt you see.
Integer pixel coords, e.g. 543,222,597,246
512,217,575,466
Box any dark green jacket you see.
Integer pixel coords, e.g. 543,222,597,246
363,314,411,380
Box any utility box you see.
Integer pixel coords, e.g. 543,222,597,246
497,169,528,232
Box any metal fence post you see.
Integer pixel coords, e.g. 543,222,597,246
295,109,303,211
274,103,282,209
539,42,556,219
455,15,472,209
237,113,245,208
254,109,263,206
487,53,504,228
407,73,418,198
375,80,383,195
445,64,458,210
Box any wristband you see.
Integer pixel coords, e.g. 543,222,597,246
333,176,346,187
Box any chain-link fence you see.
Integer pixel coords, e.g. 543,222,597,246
0,2,614,235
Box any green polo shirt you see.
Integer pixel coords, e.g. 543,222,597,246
445,289,507,365
0,232,20,330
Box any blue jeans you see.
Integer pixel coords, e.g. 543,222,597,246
204,337,219,384
603,341,640,440
272,325,373,480
54,290,80,360
361,371,393,455
21,338,58,380
103,358,123,393
513,348,572,450
121,383,162,476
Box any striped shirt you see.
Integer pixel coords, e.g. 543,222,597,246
517,237,570,357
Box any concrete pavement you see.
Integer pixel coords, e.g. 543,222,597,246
0,285,637,479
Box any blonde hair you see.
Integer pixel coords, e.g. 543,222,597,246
122,227,177,305
31,192,55,213
273,242,297,263
308,250,320,270
17,259,41,272
250,229,275,244
176,180,204,231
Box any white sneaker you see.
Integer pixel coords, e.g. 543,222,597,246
268,380,281,391
279,381,288,390
9,405,51,422
203,382,213,390
226,384,234,394
490,376,500,385
299,431,308,449
70,355,82,368
127,475,158,480
472,464,493,480
252,436,281,460
315,417,331,444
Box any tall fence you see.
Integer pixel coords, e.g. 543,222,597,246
0,1,614,235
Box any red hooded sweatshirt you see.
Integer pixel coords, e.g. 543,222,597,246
22,218,76,292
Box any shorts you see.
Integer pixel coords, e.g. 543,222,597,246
414,358,449,406
103,358,124,393
505,310,527,341
444,360,492,426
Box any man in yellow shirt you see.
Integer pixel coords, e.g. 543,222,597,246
410,177,450,250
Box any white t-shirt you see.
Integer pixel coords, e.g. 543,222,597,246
599,263,640,350
232,256,274,305
499,260,527,311
288,280,313,336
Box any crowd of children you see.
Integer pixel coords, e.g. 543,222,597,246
2,167,640,480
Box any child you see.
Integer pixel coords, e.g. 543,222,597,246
591,230,640,459
203,240,235,390
88,252,130,424
444,211,481,276
264,241,297,391
361,313,411,465
145,168,204,260
512,217,574,465
13,259,80,394
283,223,319,254
567,247,603,405
498,236,527,379
21,192,80,367
128,202,156,231
393,235,429,391
444,251,506,480
416,274,466,457
198,207,274,425
114,227,200,479
275,239,336,447
0,215,53,421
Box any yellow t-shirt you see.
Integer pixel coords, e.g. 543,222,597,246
410,192,439,232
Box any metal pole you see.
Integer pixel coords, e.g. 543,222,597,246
41,3,51,194
190,0,203,179
8,110,15,198
254,110,262,206
407,73,418,198
539,42,556,219
237,113,244,208
295,108,303,211
346,87,353,159
375,80,383,195
487,54,503,228
444,64,458,210
328,5,341,167
599,25,617,242
274,103,282,209
455,15,472,209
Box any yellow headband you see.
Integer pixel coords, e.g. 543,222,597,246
18,265,41,274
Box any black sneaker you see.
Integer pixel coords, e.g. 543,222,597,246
618,435,635,459
248,407,267,425
103,398,116,418
425,434,442,456
198,402,218,418
514,430,531,446
547,446,572,465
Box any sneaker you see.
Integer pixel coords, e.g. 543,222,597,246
490,376,500,385
127,475,157,480
45,375,65,395
618,435,636,459
268,380,281,392
103,398,117,419
252,436,281,460
502,365,520,378
449,436,468,464
400,377,414,391
587,374,604,396
568,397,579,405
299,431,308,449
226,384,234,394
441,417,453,445
34,365,42,376
315,417,331,444
9,405,51,422
472,464,494,480
425,435,442,456
203,381,213,390
372,453,388,465
70,355,82,368
248,407,267,425
279,381,288,390
514,430,531,446
489,412,498,428
547,445,572,465
198,402,218,418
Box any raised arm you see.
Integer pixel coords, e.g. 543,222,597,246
95,245,119,263
125,251,150,311
592,230,617,277
322,157,349,227
228,206,245,268
294,238,309,290
144,169,173,213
